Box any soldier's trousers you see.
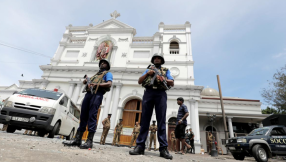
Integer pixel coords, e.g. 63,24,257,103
149,133,157,149
100,127,110,144
136,88,168,151
129,133,139,147
1,124,8,131
77,91,104,133
171,138,176,151
190,140,195,153
112,132,121,145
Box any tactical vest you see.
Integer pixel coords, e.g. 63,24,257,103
142,67,168,90
86,71,110,92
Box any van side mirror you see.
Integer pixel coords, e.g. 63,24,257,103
59,100,64,105
13,91,18,95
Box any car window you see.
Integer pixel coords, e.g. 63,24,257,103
61,96,68,108
70,102,80,120
69,101,75,114
271,127,286,136
248,127,270,136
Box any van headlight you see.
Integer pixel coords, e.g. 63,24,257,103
39,107,56,115
4,101,13,108
237,139,247,143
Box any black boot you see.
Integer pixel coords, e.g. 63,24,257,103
62,131,83,147
160,147,173,160
80,132,95,149
129,145,145,155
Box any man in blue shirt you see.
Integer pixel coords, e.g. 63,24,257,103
175,97,189,155
63,59,113,149
129,53,174,160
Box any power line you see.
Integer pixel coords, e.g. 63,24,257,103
0,41,52,58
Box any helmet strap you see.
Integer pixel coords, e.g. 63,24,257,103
154,64,161,68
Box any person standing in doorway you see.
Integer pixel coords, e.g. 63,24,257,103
63,59,113,149
100,114,112,145
170,130,176,152
175,97,189,155
129,122,140,148
112,119,123,147
148,120,158,151
129,53,174,160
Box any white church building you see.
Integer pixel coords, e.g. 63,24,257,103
0,11,268,153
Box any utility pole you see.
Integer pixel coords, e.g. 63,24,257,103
217,75,228,140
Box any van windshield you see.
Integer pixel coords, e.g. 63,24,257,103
17,89,63,100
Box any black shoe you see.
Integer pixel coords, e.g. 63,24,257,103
62,131,84,147
129,146,145,155
160,147,173,160
80,132,95,149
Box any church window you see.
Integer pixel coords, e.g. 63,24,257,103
169,41,179,54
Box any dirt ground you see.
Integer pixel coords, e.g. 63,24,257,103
0,131,284,162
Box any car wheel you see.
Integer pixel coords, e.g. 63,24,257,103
6,125,16,133
66,129,74,140
38,131,46,137
232,153,245,160
48,122,60,138
252,144,268,162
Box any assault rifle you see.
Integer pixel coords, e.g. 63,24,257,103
147,64,170,90
82,75,94,94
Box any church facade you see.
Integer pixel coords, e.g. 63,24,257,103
0,11,268,153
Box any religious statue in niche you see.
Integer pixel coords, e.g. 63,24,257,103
96,41,113,60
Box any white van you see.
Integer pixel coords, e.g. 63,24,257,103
0,88,80,139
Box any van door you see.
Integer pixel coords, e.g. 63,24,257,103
66,100,76,134
269,127,286,154
58,96,69,135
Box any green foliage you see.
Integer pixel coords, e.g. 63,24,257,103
261,65,286,114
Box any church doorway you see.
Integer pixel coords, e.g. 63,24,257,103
120,99,142,145
167,117,180,151
205,126,217,153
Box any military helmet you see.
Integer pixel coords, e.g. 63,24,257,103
151,53,165,65
98,59,110,71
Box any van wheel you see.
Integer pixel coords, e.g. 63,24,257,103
48,122,60,138
252,144,268,162
6,125,16,133
66,129,74,140
38,131,46,137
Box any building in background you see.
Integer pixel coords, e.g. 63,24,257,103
0,11,268,153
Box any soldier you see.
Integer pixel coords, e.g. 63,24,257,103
129,53,174,160
175,97,189,155
129,121,140,148
148,120,157,151
63,59,113,149
100,114,112,145
208,132,213,153
112,119,123,147
189,128,195,154
170,130,176,152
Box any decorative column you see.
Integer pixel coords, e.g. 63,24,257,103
67,83,75,98
189,100,196,133
99,85,114,129
259,122,263,128
194,101,201,154
227,117,234,138
110,84,122,129
71,82,82,103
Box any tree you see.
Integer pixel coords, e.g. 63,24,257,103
261,107,278,114
261,65,286,114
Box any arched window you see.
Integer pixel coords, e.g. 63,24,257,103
169,41,179,54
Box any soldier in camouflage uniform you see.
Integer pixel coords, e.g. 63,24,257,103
129,53,174,160
63,59,113,149
148,120,158,151
100,114,112,145
129,121,140,148
112,119,123,147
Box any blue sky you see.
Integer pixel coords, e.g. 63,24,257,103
1,0,286,109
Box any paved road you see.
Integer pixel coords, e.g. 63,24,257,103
0,131,282,162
